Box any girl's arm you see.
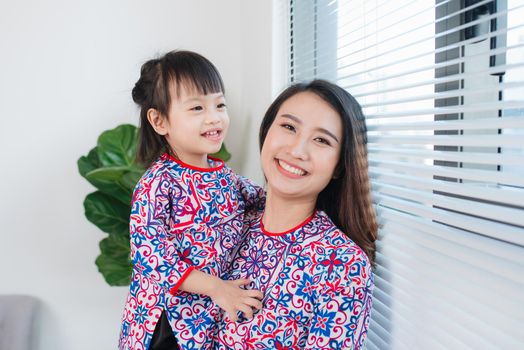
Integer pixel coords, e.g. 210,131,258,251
179,270,263,322
130,172,195,293
236,175,266,211
131,171,263,319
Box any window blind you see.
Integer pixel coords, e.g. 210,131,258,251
286,0,524,348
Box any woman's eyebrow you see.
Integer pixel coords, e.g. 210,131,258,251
280,114,340,143
319,127,339,143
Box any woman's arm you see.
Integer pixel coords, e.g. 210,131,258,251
306,258,374,349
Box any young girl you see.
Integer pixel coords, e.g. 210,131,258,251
214,80,378,349
118,50,264,350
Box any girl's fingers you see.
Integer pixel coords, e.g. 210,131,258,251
233,278,251,286
238,304,253,319
244,289,264,300
243,297,263,310
227,312,238,322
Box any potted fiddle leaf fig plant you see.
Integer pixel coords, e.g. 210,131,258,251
78,124,231,286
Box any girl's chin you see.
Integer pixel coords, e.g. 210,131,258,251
203,145,222,155
208,149,222,156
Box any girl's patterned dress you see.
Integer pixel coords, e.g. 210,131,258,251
118,153,262,350
215,209,374,350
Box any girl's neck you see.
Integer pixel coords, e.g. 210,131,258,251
171,149,209,169
184,155,209,169
262,189,317,233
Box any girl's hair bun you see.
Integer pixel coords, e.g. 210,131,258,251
132,58,161,106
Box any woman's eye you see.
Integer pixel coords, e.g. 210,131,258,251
280,123,295,132
217,103,227,109
315,137,331,146
190,106,203,111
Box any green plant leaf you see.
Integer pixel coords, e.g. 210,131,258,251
211,143,231,162
84,191,130,236
121,169,145,193
95,234,132,286
77,147,101,178
97,124,138,167
84,166,138,204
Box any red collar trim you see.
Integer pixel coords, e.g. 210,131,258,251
260,211,316,237
166,153,225,172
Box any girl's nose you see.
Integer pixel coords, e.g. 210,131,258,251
205,111,221,125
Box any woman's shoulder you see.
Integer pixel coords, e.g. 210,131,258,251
305,211,373,280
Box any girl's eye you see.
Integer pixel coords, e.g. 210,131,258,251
280,123,295,132
190,106,203,111
315,137,331,146
217,103,226,109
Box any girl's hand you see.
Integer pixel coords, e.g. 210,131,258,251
209,278,264,322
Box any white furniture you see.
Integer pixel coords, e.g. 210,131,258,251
0,295,38,350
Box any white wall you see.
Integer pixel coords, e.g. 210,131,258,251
0,1,273,349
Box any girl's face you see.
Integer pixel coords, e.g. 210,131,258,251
151,83,230,167
261,91,343,203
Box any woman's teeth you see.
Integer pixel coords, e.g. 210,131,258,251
204,130,219,136
278,160,306,176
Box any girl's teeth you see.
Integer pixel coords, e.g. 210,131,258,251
279,160,305,176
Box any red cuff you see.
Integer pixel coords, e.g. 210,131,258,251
169,266,195,295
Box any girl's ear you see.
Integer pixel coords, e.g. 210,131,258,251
147,108,168,135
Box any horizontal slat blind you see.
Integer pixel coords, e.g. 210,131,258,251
288,0,524,349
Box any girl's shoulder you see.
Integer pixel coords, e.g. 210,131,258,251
133,155,183,194
244,206,264,228
141,155,179,180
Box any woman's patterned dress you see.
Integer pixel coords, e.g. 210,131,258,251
215,209,374,350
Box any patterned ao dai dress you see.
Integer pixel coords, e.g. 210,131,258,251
118,153,262,350
215,209,374,350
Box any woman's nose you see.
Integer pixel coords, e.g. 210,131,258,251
289,138,309,160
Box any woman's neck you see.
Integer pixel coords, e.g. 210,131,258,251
262,189,316,233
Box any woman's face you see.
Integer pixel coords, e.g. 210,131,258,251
261,91,343,203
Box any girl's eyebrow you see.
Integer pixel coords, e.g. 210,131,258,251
280,114,340,143
183,93,224,103
183,97,202,103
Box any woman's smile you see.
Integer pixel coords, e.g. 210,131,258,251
261,91,342,201
275,158,308,177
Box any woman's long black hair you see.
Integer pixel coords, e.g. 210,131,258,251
259,80,378,265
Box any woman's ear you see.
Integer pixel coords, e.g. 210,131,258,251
147,108,168,135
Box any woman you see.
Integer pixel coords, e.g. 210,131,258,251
215,80,378,349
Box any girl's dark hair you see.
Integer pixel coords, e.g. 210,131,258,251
259,80,378,265
132,50,225,167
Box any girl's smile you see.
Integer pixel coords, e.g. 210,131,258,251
201,128,224,143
